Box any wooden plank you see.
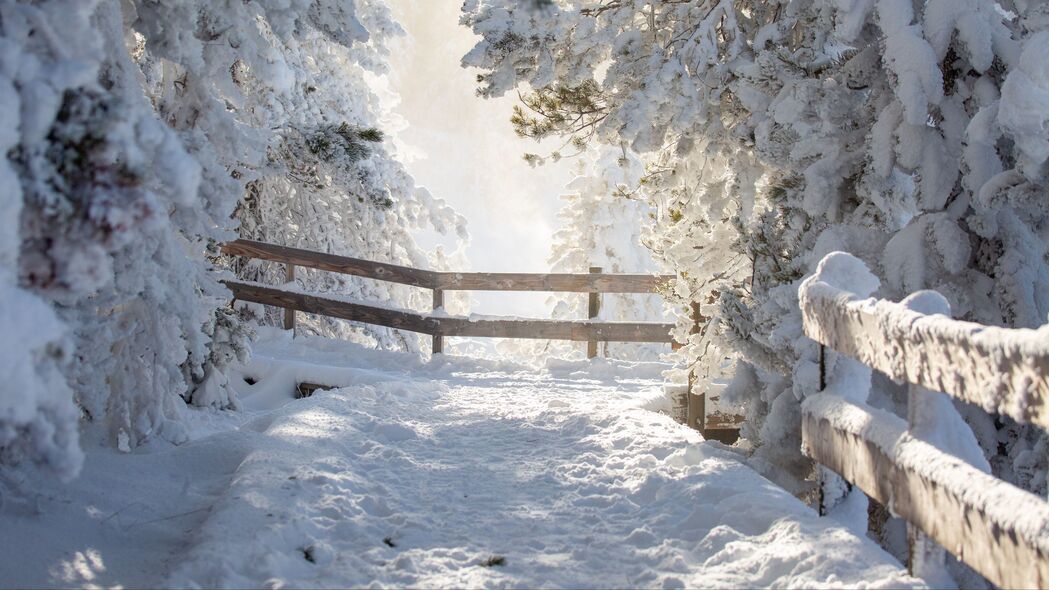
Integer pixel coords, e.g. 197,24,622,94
224,280,438,335
702,428,740,445
222,239,439,289
436,271,672,293
800,281,1049,429
802,396,1049,589
435,317,675,343
224,239,673,294
296,382,333,399
284,263,296,332
225,281,675,343
432,289,444,355
587,267,601,359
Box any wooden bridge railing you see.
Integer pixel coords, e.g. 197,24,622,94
221,238,675,348
799,254,1049,588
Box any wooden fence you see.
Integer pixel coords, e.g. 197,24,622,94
799,274,1049,588
221,239,736,440
222,238,674,348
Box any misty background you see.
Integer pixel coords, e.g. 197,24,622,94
380,0,578,318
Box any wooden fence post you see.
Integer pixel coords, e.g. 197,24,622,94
686,301,705,432
284,263,296,333
815,342,839,516
906,382,948,580
432,289,444,355
587,267,601,359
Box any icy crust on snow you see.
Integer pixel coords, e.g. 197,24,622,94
164,334,920,589
803,393,1049,565
800,252,1049,429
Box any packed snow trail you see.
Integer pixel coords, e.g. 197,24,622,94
0,331,920,588
163,334,919,588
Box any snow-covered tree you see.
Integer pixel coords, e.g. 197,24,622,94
1,0,243,470
1,0,464,480
461,0,1049,502
545,147,667,360
224,11,468,350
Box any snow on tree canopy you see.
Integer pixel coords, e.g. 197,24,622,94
461,0,1049,501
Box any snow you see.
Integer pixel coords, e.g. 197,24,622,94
2,331,920,588
1000,31,1049,172
0,286,81,479
809,251,880,297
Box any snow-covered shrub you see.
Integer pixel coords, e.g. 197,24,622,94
0,50,81,475
461,0,1049,499
0,0,220,470
1,0,462,478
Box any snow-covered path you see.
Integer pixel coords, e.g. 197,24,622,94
1,334,921,588
166,336,918,588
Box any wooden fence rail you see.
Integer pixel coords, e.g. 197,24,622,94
799,258,1049,588
223,280,676,343
223,239,672,293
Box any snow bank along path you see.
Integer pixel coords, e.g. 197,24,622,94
1,333,921,588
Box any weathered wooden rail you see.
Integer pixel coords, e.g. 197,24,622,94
224,280,676,343
223,240,669,293
799,254,1049,588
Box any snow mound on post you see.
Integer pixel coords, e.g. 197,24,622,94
807,251,880,296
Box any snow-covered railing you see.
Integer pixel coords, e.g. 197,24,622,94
799,252,1049,588
221,239,676,353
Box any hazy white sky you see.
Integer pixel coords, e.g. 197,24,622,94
382,0,577,317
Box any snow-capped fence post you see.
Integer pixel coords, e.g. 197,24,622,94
587,266,601,359
432,289,444,355
813,343,849,518
284,263,296,334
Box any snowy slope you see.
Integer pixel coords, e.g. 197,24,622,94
1,331,919,588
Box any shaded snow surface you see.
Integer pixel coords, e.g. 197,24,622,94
1,330,920,589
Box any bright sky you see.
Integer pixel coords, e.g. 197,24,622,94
382,0,576,317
